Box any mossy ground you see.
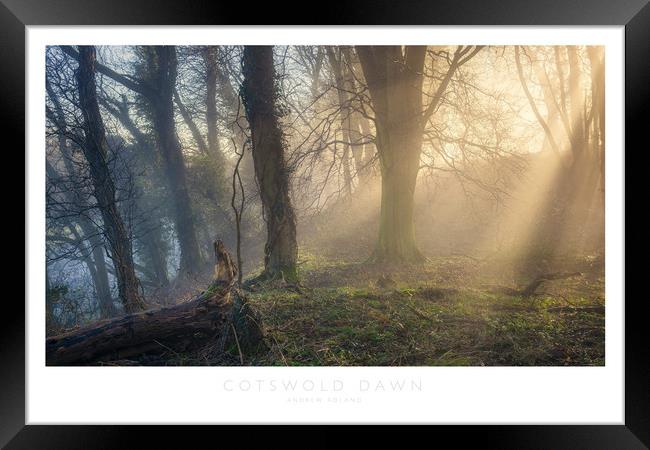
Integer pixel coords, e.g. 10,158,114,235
156,253,604,366
242,253,604,366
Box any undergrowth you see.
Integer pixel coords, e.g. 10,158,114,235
156,252,605,366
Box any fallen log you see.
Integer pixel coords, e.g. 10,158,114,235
519,271,583,297
46,242,264,366
483,272,583,297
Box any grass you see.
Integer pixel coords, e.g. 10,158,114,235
240,253,605,366
152,253,604,366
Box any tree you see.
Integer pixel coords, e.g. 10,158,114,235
46,243,264,365
241,46,298,282
203,46,224,161
340,47,376,182
327,47,377,185
514,45,604,265
356,45,481,262
46,160,116,317
46,71,118,317
75,46,145,313
143,46,203,277
586,46,605,202
62,45,203,278
326,46,354,195
100,95,171,289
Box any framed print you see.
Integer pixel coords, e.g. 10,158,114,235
4,0,649,446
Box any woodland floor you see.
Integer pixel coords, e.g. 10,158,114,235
151,252,605,367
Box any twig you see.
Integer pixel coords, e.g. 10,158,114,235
230,323,244,365
270,333,288,366
153,339,180,357
406,303,432,321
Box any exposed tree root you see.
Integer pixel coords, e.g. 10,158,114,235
547,305,604,314
483,271,583,297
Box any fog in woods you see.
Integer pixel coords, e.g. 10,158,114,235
46,45,605,366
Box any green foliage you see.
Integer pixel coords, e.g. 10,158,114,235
145,255,604,367
244,256,605,366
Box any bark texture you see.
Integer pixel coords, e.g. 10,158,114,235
76,46,145,313
47,79,118,317
46,281,232,365
101,97,170,288
241,46,298,281
203,46,223,161
356,46,427,262
147,46,203,277
46,158,117,318
46,244,264,365
356,45,480,262
61,45,203,278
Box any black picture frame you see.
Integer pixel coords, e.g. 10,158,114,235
4,0,648,447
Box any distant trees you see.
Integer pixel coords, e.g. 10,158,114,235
75,46,145,313
515,45,604,176
325,46,376,194
586,46,605,202
44,43,605,330
46,66,119,319
515,45,605,257
202,46,224,162
326,47,354,195
100,95,171,289
339,47,376,183
62,45,204,278
139,46,204,277
241,46,298,282
356,45,482,263
45,158,116,318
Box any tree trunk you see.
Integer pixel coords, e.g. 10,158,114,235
327,47,354,195
45,270,58,335
72,218,115,317
149,46,203,277
46,244,263,365
375,126,424,262
76,46,145,313
567,46,585,160
47,80,117,317
196,46,229,206
174,88,208,155
139,223,170,288
46,281,233,365
203,46,223,161
357,46,427,263
515,46,602,271
46,158,117,317
100,96,171,289
60,45,202,279
241,46,298,282
586,46,605,203
90,239,116,316
357,112,376,176
341,47,374,181
78,225,115,317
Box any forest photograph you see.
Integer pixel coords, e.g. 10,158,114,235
45,44,605,367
